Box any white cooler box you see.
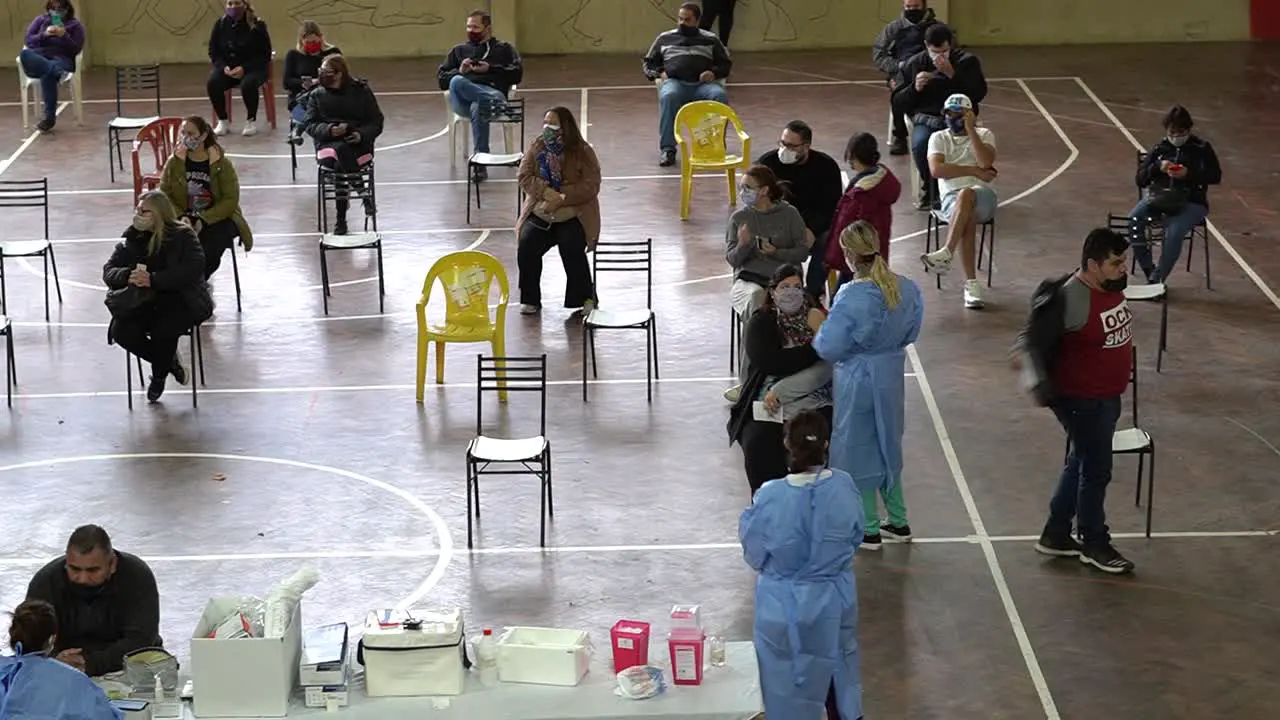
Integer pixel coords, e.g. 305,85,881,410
359,609,467,697
496,627,592,687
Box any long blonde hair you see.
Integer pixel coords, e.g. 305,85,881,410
839,220,901,309
297,20,329,51
137,190,180,257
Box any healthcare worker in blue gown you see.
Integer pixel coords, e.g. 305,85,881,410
814,220,924,550
739,409,866,720
0,600,123,719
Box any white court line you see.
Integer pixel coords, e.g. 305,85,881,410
0,101,68,176
888,79,1080,247
462,228,491,252
45,227,509,246
0,77,1078,110
580,88,589,142
1073,77,1280,313
8,373,918,402
907,344,1061,718
223,125,449,160
0,529,1271,567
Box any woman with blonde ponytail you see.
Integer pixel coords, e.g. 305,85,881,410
813,219,923,550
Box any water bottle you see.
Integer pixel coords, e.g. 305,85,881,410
476,628,499,687
708,634,727,667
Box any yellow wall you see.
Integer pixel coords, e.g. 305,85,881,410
0,0,1252,68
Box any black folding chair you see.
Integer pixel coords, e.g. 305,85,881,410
124,324,207,409
582,239,659,403
317,163,384,315
0,179,62,322
107,65,161,183
466,97,526,224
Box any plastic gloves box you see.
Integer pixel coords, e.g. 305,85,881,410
496,627,592,687
303,671,349,709
300,622,349,687
359,608,466,697
189,596,303,718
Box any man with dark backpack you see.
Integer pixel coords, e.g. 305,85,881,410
1012,228,1136,574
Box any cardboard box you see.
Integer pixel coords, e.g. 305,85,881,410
303,680,349,709
299,622,348,687
190,597,303,718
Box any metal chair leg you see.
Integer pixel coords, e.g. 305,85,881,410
230,244,243,313
1145,441,1156,538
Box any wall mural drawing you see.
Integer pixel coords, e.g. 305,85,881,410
286,0,442,28
560,0,673,48
558,0,809,48
112,0,223,36
7,0,42,37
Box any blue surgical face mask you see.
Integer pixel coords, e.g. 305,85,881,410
773,286,806,315
946,115,966,134
739,187,759,207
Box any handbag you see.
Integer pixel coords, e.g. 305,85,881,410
1146,185,1188,216
104,285,153,316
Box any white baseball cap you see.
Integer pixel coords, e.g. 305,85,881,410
943,93,972,112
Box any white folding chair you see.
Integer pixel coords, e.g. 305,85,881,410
446,83,519,168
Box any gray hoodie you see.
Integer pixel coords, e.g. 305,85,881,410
724,200,810,284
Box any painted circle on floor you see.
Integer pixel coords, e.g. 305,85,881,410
0,452,452,609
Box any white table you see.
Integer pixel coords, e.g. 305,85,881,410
180,642,762,719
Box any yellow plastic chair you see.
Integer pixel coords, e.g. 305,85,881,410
416,251,510,403
674,100,750,220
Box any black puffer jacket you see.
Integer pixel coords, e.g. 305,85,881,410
891,48,987,129
300,78,385,158
103,223,214,332
207,16,272,75
1135,135,1222,210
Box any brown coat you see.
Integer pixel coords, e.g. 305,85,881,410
516,140,602,249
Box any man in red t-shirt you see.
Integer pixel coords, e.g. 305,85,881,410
1013,229,1135,574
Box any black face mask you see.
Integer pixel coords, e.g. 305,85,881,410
677,24,699,36
904,8,926,23
70,581,107,600
1100,275,1128,292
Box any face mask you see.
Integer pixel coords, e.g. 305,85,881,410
182,136,202,151
774,286,806,315
1100,275,1128,293
542,124,561,145
678,24,700,36
946,115,966,134
1167,135,1188,147
904,8,926,23
132,214,153,231
778,147,802,165
466,31,484,43
70,580,107,599
739,187,759,207
931,51,949,66
303,41,323,54
319,74,338,89
225,6,244,21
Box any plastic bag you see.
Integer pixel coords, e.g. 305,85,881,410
122,647,180,692
264,566,320,638
614,665,666,700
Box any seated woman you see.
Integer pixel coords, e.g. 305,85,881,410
515,106,601,316
0,600,122,719
724,165,812,401
1129,104,1222,284
301,54,385,235
726,264,831,495
282,20,341,142
19,0,85,133
103,191,214,403
815,220,924,551
158,115,254,280
207,0,273,137
826,132,901,295
739,410,864,720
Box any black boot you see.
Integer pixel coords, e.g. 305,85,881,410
334,198,349,235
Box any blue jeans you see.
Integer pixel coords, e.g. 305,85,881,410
657,79,729,151
805,230,829,299
1047,396,1122,547
290,104,306,124
1128,199,1209,282
19,48,72,120
448,74,507,154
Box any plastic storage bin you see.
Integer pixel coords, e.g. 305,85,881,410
496,627,592,686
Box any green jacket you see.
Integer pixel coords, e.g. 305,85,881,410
159,146,254,251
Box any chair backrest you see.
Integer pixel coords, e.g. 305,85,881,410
474,354,547,437
591,239,653,309
483,97,526,149
1105,213,1129,233
318,164,377,232
131,117,183,201
1134,151,1146,200
674,101,742,165
422,250,510,329
114,64,161,118
0,179,50,240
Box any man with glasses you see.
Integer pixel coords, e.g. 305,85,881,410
757,120,843,299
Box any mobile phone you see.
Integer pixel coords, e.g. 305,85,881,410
50,14,64,27
111,699,150,711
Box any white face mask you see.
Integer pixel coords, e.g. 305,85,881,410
1167,135,1188,147
778,147,801,165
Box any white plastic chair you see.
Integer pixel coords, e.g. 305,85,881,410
446,83,518,168
17,50,85,129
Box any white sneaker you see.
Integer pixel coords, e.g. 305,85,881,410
921,247,953,275
213,120,230,136
59,72,73,85
241,120,258,137
722,385,742,403
520,304,539,315
963,279,985,309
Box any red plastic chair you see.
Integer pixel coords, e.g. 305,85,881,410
221,51,278,130
131,117,183,203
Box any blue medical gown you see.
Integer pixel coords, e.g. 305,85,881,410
0,653,123,719
813,277,924,495
739,468,865,720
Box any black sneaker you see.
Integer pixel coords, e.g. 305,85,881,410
333,217,348,236
36,116,56,133
1034,532,1082,558
146,374,167,403
881,523,912,543
888,135,908,156
659,149,676,167
860,533,882,551
472,165,488,183
1080,544,1135,574
170,354,188,386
